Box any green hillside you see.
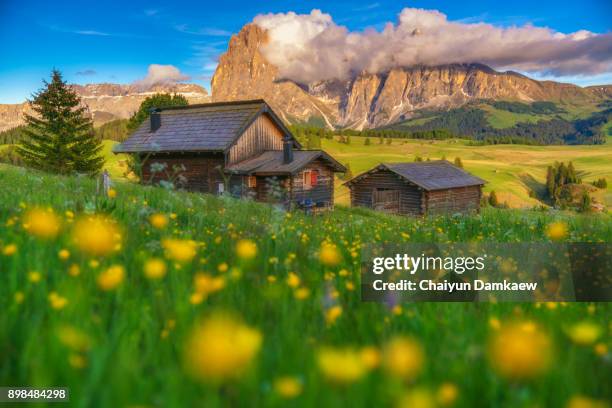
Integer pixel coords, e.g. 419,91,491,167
321,137,612,209
0,164,610,407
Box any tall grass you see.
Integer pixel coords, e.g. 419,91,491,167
0,165,610,407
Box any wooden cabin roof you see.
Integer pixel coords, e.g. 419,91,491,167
225,150,346,175
345,160,486,191
113,99,299,154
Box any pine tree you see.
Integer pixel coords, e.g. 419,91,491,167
454,157,464,168
364,137,371,146
579,191,591,212
127,93,188,132
17,69,103,175
343,163,353,180
488,190,499,207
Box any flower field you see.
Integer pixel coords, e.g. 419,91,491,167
0,164,610,407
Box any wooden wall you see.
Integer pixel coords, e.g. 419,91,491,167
227,114,285,165
425,186,481,215
289,159,335,209
141,152,225,194
348,168,423,216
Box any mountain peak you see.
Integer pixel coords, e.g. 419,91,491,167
211,23,605,129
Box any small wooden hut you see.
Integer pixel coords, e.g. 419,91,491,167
344,161,485,216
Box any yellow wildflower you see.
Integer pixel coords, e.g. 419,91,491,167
97,265,125,291
2,244,17,256
143,258,167,280
107,188,117,199
22,207,61,239
546,221,568,241
360,346,381,369
149,213,168,229
184,314,262,382
382,336,424,380
317,347,367,384
236,239,257,260
397,388,436,408
72,215,121,257
488,321,551,380
14,291,24,304
594,343,608,356
48,292,68,310
287,272,301,288
217,262,229,272
273,376,303,399
325,305,343,326
193,273,226,297
294,287,310,300
28,271,41,283
437,382,459,406
162,239,197,263
566,395,609,408
566,322,601,345
68,264,80,277
319,243,341,266
58,249,70,260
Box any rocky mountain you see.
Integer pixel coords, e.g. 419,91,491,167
212,24,611,129
0,83,209,132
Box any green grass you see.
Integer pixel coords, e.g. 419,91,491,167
0,165,610,407
319,137,612,208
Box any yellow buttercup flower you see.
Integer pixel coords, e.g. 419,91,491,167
437,382,459,406
184,314,262,382
360,346,381,369
566,322,601,346
72,215,121,257
488,321,551,380
193,273,226,297
273,376,303,399
317,347,368,384
2,244,17,256
143,258,167,280
28,271,41,283
236,239,257,260
22,207,61,239
546,221,568,241
397,388,436,408
48,292,68,310
382,336,424,380
162,239,197,263
319,243,341,266
107,188,117,198
287,272,301,288
149,213,168,229
97,265,125,291
566,395,609,408
58,249,70,260
325,305,343,326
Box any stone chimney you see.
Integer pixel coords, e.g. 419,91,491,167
149,108,161,132
283,137,293,164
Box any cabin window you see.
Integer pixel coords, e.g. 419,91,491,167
247,176,257,188
303,170,318,190
311,170,319,186
218,183,224,194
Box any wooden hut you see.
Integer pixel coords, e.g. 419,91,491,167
344,161,486,216
113,99,345,210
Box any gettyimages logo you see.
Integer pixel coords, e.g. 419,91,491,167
372,253,487,275
362,243,612,303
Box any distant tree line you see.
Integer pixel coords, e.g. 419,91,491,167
546,161,579,206
389,106,609,145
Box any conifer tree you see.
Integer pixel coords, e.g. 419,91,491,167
454,157,464,168
17,69,103,175
488,190,499,207
127,93,188,132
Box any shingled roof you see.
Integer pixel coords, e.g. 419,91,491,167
225,150,346,175
113,99,298,154
345,160,486,191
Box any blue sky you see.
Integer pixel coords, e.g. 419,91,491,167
0,0,611,103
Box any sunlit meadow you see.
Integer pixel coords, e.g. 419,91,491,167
0,164,610,407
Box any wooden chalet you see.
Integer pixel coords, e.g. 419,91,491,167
113,100,345,210
344,161,486,216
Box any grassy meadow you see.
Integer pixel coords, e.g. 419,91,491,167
0,164,611,407
320,136,612,209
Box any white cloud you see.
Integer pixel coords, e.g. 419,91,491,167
253,8,612,84
133,64,191,88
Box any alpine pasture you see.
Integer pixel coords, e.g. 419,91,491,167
0,164,610,407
